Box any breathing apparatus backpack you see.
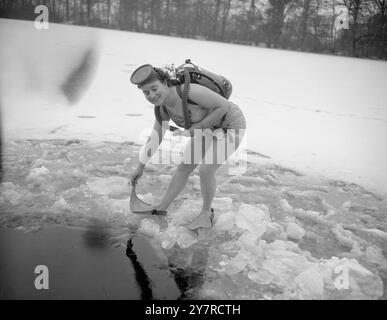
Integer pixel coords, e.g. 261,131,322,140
155,59,233,130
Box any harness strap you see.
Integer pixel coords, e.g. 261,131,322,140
154,106,163,124
181,69,191,130
155,69,227,132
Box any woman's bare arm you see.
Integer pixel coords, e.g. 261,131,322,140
138,119,168,166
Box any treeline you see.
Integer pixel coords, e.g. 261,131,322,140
1,0,386,60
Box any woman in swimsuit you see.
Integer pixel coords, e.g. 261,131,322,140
130,65,246,230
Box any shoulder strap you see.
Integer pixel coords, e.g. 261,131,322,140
181,70,192,129
154,106,163,124
155,71,192,130
154,105,170,124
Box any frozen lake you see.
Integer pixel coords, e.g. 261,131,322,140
2,17,387,301
1,19,387,196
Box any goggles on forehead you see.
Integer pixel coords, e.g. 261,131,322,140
130,64,160,87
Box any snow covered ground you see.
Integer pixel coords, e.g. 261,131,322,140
1,19,387,300
1,18,387,196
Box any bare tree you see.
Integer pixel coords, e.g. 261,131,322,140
65,0,69,21
106,0,111,25
220,0,232,41
213,0,222,39
174,0,189,37
267,0,294,48
299,0,312,49
153,0,162,33
192,0,202,37
373,0,387,55
337,0,365,56
80,0,85,24
247,0,256,44
86,0,93,25
1,0,385,59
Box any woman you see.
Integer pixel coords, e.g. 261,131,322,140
130,64,246,230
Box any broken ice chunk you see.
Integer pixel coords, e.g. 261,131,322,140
361,228,387,240
341,201,352,211
212,197,233,213
262,250,312,287
235,203,271,237
86,176,129,197
1,182,25,206
170,200,202,226
230,176,266,186
237,233,262,255
295,267,324,299
176,227,198,248
2,188,22,206
138,219,160,238
222,251,250,275
330,225,355,249
26,166,50,183
52,197,70,212
286,222,305,241
103,197,131,213
248,270,274,285
365,246,387,270
262,222,286,242
279,199,293,213
159,225,179,250
213,211,236,233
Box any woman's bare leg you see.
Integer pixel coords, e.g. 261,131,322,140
186,164,221,229
199,164,221,212
157,131,209,210
157,163,197,210
187,130,245,230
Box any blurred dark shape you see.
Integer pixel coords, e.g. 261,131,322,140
169,246,209,299
83,218,111,249
125,236,210,300
169,266,205,300
61,47,97,105
126,238,153,300
64,139,81,146
0,106,2,182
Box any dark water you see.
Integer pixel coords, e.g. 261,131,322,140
0,225,180,300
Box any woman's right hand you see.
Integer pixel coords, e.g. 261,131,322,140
130,165,144,186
